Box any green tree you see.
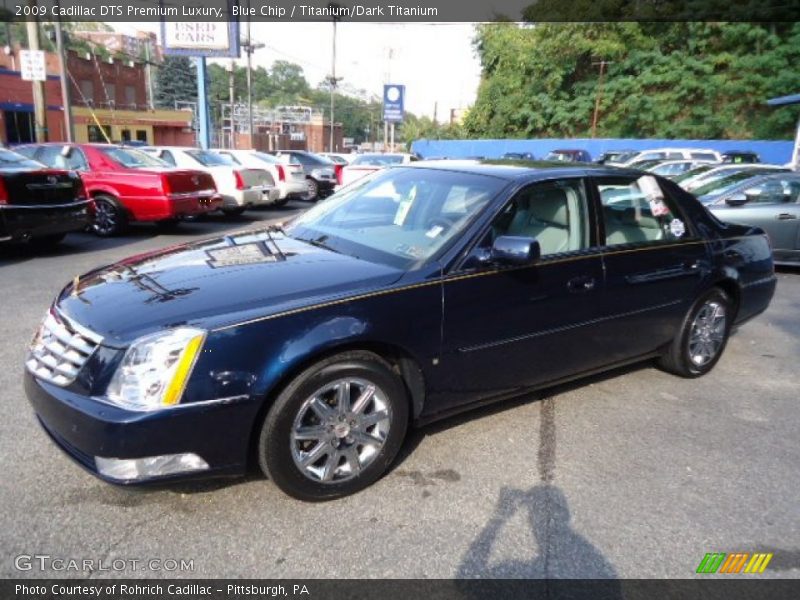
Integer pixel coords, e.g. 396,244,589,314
154,56,197,109
464,22,800,140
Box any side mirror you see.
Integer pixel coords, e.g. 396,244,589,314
60,146,72,158
725,193,748,206
491,235,541,265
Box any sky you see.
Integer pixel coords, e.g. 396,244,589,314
112,22,483,120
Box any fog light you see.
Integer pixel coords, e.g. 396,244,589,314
95,453,209,481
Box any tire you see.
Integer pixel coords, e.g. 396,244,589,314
658,287,732,378
92,195,127,237
221,206,247,217
258,351,409,501
301,178,319,202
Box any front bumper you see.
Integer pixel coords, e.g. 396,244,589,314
24,371,258,484
0,200,92,242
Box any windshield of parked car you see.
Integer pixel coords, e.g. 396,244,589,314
694,172,767,202
286,167,505,269
350,154,405,166
250,152,281,165
99,147,168,168
0,148,44,170
187,150,236,167
673,164,715,183
543,151,575,161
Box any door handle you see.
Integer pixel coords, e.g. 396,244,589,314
567,276,596,293
777,213,797,220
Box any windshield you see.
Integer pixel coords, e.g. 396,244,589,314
694,172,766,201
543,151,574,161
187,150,236,167
351,154,405,166
0,148,44,170
286,167,505,269
100,147,168,168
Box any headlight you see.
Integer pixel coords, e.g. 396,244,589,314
105,328,206,411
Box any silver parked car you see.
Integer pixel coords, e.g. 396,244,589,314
707,172,800,265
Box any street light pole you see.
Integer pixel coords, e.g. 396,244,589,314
328,3,341,153
25,0,47,142
244,6,265,150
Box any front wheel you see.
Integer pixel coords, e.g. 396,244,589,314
258,351,409,501
658,287,732,378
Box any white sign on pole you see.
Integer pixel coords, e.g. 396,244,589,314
20,50,46,82
163,22,233,54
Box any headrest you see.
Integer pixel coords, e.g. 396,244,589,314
530,188,569,227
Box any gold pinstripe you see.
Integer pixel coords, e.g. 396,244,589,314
212,236,756,333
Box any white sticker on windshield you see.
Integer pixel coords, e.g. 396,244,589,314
426,225,444,239
670,218,686,238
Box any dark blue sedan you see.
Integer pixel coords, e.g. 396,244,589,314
24,161,776,500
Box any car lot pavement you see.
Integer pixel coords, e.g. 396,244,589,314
0,203,798,578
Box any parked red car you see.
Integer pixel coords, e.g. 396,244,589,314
15,144,221,236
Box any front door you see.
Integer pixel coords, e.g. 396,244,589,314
430,176,606,416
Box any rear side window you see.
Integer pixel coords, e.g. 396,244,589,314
691,152,718,161
159,150,176,166
0,148,43,169
186,150,234,167
598,176,689,245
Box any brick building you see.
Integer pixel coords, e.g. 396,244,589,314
0,44,194,146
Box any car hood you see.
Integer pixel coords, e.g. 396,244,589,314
56,230,403,345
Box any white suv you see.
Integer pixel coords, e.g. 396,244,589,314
621,148,722,166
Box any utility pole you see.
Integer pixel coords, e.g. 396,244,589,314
244,5,264,149
25,1,47,142
591,59,612,139
327,3,341,153
228,60,235,149
53,4,73,142
144,37,154,110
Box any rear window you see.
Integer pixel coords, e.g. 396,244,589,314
99,147,168,168
351,154,405,166
0,148,44,170
186,150,236,167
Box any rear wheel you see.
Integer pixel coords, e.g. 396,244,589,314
258,351,409,501
301,178,319,202
658,287,732,378
92,195,127,237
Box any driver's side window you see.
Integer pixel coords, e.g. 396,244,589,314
489,178,590,256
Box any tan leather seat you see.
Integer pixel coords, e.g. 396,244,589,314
507,188,571,254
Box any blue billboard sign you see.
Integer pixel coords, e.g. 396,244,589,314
383,84,405,123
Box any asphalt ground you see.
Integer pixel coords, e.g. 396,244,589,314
0,202,798,579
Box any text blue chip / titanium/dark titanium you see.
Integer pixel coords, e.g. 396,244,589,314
24,161,776,501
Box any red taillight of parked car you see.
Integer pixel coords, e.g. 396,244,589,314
234,170,246,190
0,178,7,205
335,164,343,186
276,164,286,182
160,173,172,196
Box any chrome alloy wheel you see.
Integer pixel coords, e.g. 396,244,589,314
688,300,727,366
290,378,391,483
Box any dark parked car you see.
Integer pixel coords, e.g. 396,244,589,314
267,150,336,201
0,148,91,247
596,149,638,165
25,162,776,500
707,173,800,265
543,149,592,162
722,150,760,164
502,152,535,160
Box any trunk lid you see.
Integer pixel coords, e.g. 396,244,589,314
0,169,81,206
159,169,216,195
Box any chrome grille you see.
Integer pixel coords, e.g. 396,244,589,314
26,310,103,386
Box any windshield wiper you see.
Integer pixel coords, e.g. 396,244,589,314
301,234,340,254
264,224,286,260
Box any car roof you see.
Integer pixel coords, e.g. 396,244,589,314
404,159,640,181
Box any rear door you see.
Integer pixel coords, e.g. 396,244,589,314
589,174,710,362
